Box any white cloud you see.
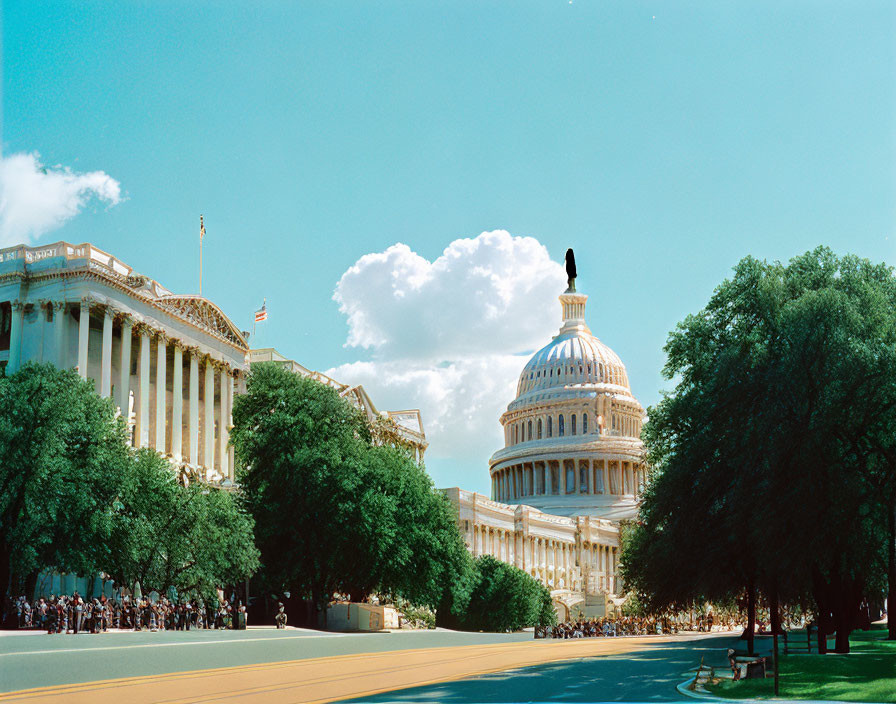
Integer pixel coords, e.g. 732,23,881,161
329,231,567,491
0,152,122,246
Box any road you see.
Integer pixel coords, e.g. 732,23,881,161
0,628,737,703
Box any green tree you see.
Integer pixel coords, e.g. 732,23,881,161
105,449,259,598
232,362,371,621
232,363,477,626
623,249,895,654
457,556,556,632
0,362,131,625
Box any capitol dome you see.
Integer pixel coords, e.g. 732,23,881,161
488,288,647,521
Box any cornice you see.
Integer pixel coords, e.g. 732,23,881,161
1,266,248,354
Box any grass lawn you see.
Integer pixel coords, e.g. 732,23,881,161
708,626,896,702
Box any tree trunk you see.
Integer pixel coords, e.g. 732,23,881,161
746,581,756,656
888,496,896,641
769,585,782,635
0,549,12,630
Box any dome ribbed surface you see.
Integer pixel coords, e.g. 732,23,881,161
516,330,630,397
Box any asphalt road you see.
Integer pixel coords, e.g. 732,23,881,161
0,628,739,703
343,635,741,702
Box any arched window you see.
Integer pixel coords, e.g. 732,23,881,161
583,413,588,434
527,420,533,440
547,417,553,438
559,415,565,437
580,465,589,493
571,414,577,435
537,419,543,439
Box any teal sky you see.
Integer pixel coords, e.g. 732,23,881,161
3,1,895,493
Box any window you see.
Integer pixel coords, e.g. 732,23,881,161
537,419,543,439
547,417,553,438
527,420,533,441
583,413,588,434
559,415,565,437
571,414,577,435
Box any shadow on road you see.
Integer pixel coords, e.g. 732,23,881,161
343,635,740,703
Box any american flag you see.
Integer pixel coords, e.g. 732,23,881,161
254,299,267,323
200,215,205,240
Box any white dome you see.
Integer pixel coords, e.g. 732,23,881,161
516,330,630,397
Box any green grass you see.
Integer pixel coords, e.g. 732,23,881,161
708,626,896,702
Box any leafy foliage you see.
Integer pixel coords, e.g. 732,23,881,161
0,363,130,606
456,556,556,632
105,449,259,598
232,362,472,618
622,248,896,652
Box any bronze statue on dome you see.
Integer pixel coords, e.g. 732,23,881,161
565,248,577,292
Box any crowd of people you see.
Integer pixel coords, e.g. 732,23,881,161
538,613,737,639
11,593,247,633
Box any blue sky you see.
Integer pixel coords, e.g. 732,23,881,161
3,1,895,493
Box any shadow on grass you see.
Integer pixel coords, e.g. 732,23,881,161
343,636,742,703
710,627,896,703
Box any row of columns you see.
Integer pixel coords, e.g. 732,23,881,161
582,542,619,594
6,298,237,479
470,523,608,593
492,458,646,502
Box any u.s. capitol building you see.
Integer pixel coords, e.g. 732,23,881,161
445,276,647,619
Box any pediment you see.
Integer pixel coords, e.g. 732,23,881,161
159,295,248,349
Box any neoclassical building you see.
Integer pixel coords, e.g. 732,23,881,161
249,348,428,461
0,241,249,484
446,281,647,618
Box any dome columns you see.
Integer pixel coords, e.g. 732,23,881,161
491,457,644,503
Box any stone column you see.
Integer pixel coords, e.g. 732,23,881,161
204,359,215,470
219,367,231,480
610,548,617,593
137,327,151,447
7,300,24,374
100,308,114,398
77,298,90,378
118,316,132,417
189,350,200,466
560,461,566,494
172,343,183,461
603,459,610,495
53,301,67,368
589,459,595,494
155,334,167,453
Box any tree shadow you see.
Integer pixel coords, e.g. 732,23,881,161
343,636,741,703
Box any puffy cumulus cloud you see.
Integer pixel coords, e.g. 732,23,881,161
334,230,565,361
0,152,122,246
329,231,567,490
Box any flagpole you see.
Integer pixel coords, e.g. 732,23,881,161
199,215,204,296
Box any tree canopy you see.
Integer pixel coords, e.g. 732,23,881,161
622,248,896,652
232,362,472,622
455,556,556,632
0,362,131,614
105,449,259,600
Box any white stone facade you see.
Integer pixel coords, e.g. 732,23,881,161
0,241,249,484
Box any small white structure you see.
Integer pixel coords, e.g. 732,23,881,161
327,603,399,631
